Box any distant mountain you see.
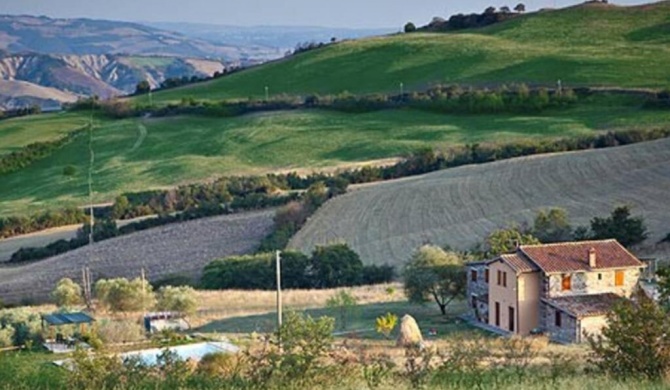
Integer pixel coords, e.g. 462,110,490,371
0,14,278,61
145,23,393,51
0,53,226,110
0,15,288,110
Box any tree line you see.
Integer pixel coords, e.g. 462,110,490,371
201,243,393,290
406,4,526,33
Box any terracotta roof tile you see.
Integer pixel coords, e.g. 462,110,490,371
498,253,539,273
542,293,623,318
519,239,644,274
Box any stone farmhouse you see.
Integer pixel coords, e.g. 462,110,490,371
466,239,645,343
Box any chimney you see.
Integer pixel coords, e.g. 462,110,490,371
588,247,597,268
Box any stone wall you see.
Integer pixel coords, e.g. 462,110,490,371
542,302,578,343
466,262,490,322
544,268,641,299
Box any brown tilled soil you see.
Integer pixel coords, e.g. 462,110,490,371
0,210,274,304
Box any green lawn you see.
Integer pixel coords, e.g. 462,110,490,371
143,3,670,105
2,95,670,216
195,300,480,341
0,112,90,155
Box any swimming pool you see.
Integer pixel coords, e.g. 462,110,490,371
120,342,239,366
54,341,238,368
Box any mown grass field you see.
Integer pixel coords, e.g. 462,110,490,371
0,112,90,155
144,2,670,104
289,137,670,267
2,95,669,215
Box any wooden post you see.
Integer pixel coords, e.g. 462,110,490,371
276,250,282,349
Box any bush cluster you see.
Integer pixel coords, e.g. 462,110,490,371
0,207,88,239
201,243,394,290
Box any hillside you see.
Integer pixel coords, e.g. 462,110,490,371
0,210,274,304
2,95,670,215
288,137,670,267
148,2,670,103
0,53,227,110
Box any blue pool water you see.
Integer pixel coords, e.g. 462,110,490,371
120,342,239,366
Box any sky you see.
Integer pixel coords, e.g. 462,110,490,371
0,0,652,29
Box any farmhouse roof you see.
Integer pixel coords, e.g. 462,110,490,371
492,253,539,274
542,293,623,318
519,239,644,274
41,312,95,326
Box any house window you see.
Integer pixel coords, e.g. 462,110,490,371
502,271,507,288
598,273,602,281
485,269,489,283
615,270,625,287
497,270,502,285
561,274,571,291
471,270,478,282
509,306,515,332
471,295,477,309
555,310,562,327
495,302,500,327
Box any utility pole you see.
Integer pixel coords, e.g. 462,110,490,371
276,250,283,348
82,266,92,310
141,267,147,317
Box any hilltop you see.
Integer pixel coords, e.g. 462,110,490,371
147,1,670,103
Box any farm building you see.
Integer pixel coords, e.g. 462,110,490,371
466,239,645,343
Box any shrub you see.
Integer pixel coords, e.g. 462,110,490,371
375,313,398,338
533,208,573,243
311,243,364,288
326,290,359,331
587,292,670,380
62,165,77,177
95,319,146,344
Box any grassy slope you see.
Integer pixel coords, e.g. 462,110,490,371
0,112,90,155
145,2,670,104
289,137,670,267
2,96,669,215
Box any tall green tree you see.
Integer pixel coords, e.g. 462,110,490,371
310,243,363,288
135,80,151,95
590,206,648,248
156,286,198,317
486,226,540,256
403,245,466,315
95,278,154,313
533,208,573,243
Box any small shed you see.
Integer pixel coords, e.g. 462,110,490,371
41,312,96,337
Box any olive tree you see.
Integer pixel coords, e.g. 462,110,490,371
95,278,154,313
156,286,198,317
403,245,467,315
52,278,83,308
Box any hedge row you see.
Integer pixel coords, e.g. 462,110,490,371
201,243,394,290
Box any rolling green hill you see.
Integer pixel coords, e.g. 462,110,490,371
145,2,670,104
1,95,670,215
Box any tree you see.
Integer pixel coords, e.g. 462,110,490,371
404,22,417,33
587,292,670,380
156,286,197,317
403,245,467,315
310,244,363,288
500,5,512,13
95,278,154,313
484,6,497,14
533,208,573,243
486,226,540,256
656,267,670,311
135,80,151,95
590,206,648,248
514,3,526,12
326,290,358,330
52,278,83,308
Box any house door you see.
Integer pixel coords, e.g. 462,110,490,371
509,306,515,332
495,302,500,327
